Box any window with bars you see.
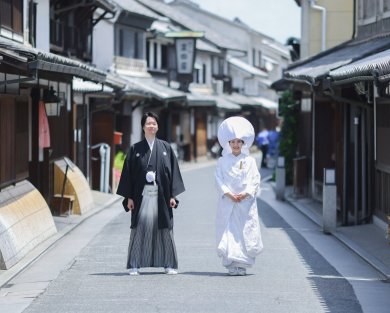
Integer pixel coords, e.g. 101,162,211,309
0,0,23,36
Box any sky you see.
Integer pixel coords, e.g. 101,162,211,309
188,0,301,44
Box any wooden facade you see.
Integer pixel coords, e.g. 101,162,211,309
0,96,29,189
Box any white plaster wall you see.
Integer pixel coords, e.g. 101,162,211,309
229,66,245,91
131,106,143,144
93,19,115,71
194,51,212,85
34,0,50,51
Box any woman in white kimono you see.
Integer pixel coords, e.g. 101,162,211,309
215,116,263,276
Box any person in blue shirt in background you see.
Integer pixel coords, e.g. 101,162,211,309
266,127,280,168
256,127,269,167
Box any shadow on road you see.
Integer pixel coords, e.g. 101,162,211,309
90,272,129,277
258,199,363,313
180,271,254,277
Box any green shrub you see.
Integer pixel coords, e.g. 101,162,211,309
278,90,300,185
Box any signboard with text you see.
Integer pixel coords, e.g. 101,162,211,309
175,38,195,75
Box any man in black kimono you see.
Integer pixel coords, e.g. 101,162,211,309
117,112,185,275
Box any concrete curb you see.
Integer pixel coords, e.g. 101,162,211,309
330,230,390,281
277,186,390,282
0,194,122,288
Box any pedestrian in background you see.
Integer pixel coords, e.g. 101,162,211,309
215,116,263,276
256,127,269,167
117,111,185,276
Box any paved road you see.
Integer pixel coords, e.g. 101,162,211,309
2,163,390,312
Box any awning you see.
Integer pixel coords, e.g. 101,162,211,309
227,56,268,78
122,76,186,101
284,35,390,85
251,96,278,110
0,37,106,83
330,47,390,84
72,77,113,93
223,92,259,106
187,93,215,107
30,51,106,83
187,93,240,111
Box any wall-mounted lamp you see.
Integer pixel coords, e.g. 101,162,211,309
43,86,61,116
165,31,204,92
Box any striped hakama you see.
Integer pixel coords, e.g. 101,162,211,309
126,185,178,269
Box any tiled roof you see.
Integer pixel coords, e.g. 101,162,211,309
330,47,390,83
284,35,390,84
73,77,113,93
0,37,106,83
137,0,243,51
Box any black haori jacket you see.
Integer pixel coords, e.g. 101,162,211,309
117,138,185,229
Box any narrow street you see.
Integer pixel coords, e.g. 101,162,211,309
2,163,389,313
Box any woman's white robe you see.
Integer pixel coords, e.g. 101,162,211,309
215,153,263,268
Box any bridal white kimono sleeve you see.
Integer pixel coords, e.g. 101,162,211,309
215,154,263,267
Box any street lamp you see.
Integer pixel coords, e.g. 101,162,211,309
165,31,204,92
43,86,61,116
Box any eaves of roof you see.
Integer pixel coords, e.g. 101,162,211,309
0,37,106,83
330,47,390,84
284,34,390,85
227,56,268,78
96,0,117,13
73,77,113,93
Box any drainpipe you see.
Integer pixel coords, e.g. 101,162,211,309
310,0,327,51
